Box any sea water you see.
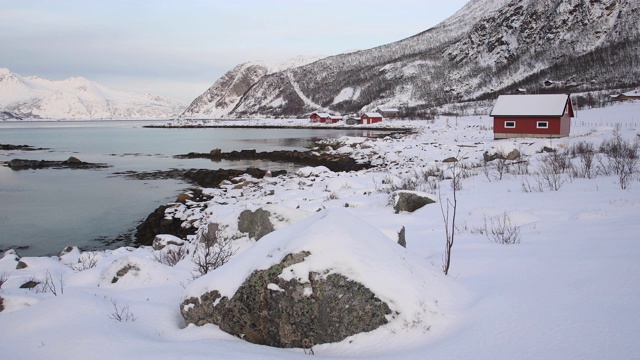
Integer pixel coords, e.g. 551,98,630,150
0,121,383,256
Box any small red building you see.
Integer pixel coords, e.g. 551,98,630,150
310,112,331,123
490,94,575,139
361,112,383,124
326,115,343,124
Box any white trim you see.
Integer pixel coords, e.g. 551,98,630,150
504,121,516,128
536,121,549,129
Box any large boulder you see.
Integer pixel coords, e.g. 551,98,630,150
391,191,436,213
181,209,453,349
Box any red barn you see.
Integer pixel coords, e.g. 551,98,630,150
490,94,575,139
310,112,330,123
361,112,383,124
326,115,343,124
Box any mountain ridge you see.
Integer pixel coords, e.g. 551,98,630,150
180,0,640,119
0,68,185,120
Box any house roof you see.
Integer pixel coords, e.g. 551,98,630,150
623,89,640,97
490,94,572,117
328,115,343,119
362,112,382,118
311,112,331,118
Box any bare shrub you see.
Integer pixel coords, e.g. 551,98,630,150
0,272,8,290
35,271,64,296
71,252,99,271
535,152,569,191
440,152,465,276
108,298,136,322
569,141,596,179
153,246,188,267
598,129,639,189
192,223,237,278
480,213,522,245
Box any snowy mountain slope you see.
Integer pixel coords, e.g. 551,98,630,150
0,68,185,120
194,0,640,119
179,56,322,119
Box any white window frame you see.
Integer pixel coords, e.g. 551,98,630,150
537,121,549,129
504,121,516,128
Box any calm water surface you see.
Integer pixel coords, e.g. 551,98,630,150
0,120,385,256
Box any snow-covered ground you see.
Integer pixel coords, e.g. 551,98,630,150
1,101,639,359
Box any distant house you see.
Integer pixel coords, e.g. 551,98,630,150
326,115,343,124
345,117,360,125
490,94,575,139
376,107,399,118
310,112,331,123
361,112,383,124
611,89,640,101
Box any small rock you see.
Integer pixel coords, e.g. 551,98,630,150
66,156,82,163
398,226,406,248
506,149,521,160
210,148,222,156
238,208,275,240
20,280,39,289
176,193,193,204
16,260,28,269
442,157,458,163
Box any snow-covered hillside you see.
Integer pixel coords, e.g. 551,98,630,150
179,56,322,119
0,68,184,120
1,102,639,359
185,0,640,119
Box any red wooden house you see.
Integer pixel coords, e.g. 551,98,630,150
490,94,575,139
361,112,383,124
310,112,331,123
326,115,343,124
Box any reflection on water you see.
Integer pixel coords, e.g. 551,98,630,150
0,121,392,256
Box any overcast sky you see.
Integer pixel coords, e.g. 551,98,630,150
0,0,468,104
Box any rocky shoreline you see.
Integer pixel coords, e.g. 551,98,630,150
4,157,110,170
131,149,373,246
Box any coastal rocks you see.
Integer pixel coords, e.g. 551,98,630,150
238,206,310,240
135,205,196,247
391,191,436,213
100,256,185,287
0,144,48,151
238,209,274,240
176,149,371,173
5,157,110,170
152,234,186,250
181,251,391,349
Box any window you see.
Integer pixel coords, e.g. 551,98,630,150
504,121,516,128
537,121,549,129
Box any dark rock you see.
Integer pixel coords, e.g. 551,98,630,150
398,226,406,248
16,260,28,269
442,157,458,163
111,264,140,283
210,148,222,156
176,193,193,204
0,144,48,151
483,151,499,162
5,158,109,170
392,191,436,213
238,208,275,240
181,252,391,348
20,280,39,289
0,296,4,312
542,146,556,153
506,149,521,160
135,205,196,247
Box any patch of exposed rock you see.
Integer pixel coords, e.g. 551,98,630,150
176,149,370,173
392,191,436,213
181,251,391,348
5,157,110,170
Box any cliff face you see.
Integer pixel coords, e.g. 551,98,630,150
184,0,640,119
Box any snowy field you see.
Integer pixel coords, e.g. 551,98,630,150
1,101,639,359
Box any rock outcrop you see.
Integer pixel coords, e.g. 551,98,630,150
181,251,391,348
392,191,436,213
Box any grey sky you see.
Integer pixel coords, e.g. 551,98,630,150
0,0,468,104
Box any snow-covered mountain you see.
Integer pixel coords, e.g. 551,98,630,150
179,56,322,119
183,0,640,119
0,68,185,120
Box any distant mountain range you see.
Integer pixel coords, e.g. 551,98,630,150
0,68,184,120
179,0,640,119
